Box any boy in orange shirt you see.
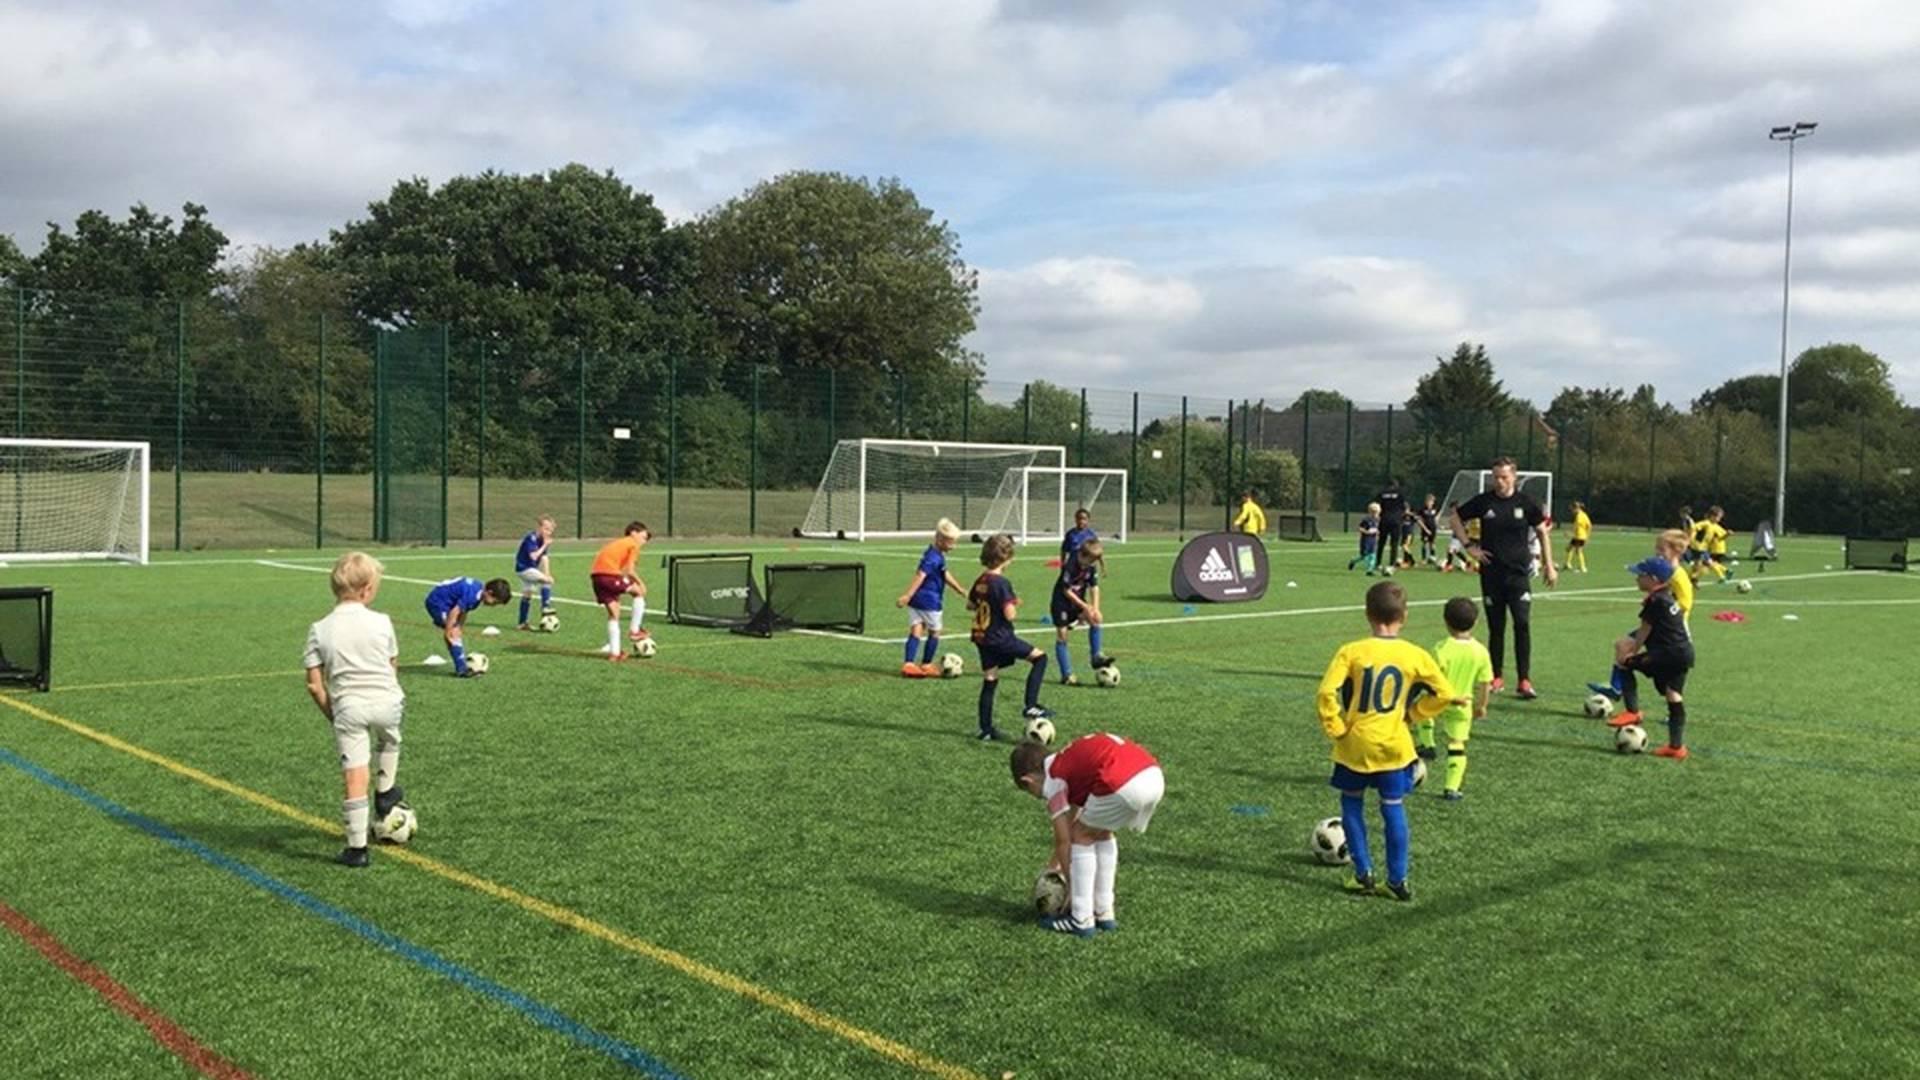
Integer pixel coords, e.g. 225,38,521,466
590,521,652,661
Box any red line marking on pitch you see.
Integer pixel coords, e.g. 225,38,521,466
0,899,255,1080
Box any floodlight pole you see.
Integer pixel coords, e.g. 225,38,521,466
1769,121,1815,535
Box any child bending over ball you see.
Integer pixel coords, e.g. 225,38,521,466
1316,580,1459,899
1419,597,1492,800
967,533,1052,741
304,552,407,868
895,518,967,678
515,514,557,630
1011,732,1164,937
423,575,512,677
1051,538,1114,686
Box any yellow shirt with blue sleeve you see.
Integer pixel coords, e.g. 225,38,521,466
1317,635,1456,773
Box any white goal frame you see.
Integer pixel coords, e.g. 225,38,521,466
982,466,1130,545
1439,469,1553,534
799,439,1068,541
0,438,151,564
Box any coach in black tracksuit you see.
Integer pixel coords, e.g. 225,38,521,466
1376,479,1406,567
1449,458,1557,700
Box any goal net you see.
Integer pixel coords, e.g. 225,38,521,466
1438,470,1553,533
0,439,149,563
979,466,1129,544
799,440,1067,540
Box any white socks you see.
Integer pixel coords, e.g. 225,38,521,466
1069,843,1096,926
344,796,369,848
1093,837,1117,919
629,599,647,633
606,618,621,655
374,751,399,797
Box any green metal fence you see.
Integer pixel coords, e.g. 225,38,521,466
4,285,1914,549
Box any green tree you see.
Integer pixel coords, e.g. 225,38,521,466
0,234,25,284
1788,343,1901,427
13,203,227,298
693,171,978,384
1407,342,1513,450
1690,373,1776,416
1290,389,1351,414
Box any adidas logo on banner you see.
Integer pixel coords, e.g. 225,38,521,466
1198,547,1235,583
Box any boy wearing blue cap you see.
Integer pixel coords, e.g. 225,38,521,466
1609,555,1694,760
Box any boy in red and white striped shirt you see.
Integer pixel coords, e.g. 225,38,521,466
1010,732,1165,937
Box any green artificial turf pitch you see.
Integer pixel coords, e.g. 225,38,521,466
2,531,1917,1079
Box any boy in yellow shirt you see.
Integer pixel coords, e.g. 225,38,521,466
1316,580,1458,900
1563,501,1592,572
1417,597,1493,800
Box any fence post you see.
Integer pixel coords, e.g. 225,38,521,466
1555,423,1566,498
1240,400,1252,494
315,314,325,549
1585,422,1596,504
750,366,760,536
439,324,450,547
1223,399,1235,531
1078,387,1088,467
1022,383,1032,443
1524,409,1536,469
1384,404,1395,484
373,331,383,542
1712,409,1723,508
1301,398,1312,520
1178,396,1188,536
1129,391,1139,534
476,341,486,541
667,358,678,537
1422,425,1432,499
174,300,185,551
959,372,968,442
1342,400,1354,532
1644,413,1657,529
895,371,905,438
1493,410,1504,460
13,288,23,436
1858,412,1868,534
575,349,585,540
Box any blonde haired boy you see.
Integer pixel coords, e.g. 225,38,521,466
304,552,407,868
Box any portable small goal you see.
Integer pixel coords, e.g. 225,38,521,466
0,439,150,564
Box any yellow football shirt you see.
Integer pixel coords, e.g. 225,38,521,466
1572,510,1592,541
1317,635,1456,773
1689,521,1712,553
1707,521,1730,555
1431,635,1493,727
1667,562,1694,624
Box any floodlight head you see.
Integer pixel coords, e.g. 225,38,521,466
1770,125,1793,136
1795,121,1818,132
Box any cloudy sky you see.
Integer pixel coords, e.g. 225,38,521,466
3,0,1916,407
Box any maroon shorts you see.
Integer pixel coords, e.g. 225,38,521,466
591,573,636,605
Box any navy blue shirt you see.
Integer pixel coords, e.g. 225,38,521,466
968,573,1019,646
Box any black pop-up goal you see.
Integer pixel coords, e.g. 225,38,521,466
0,586,53,690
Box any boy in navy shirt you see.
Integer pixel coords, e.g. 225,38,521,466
969,534,1052,741
1348,502,1381,574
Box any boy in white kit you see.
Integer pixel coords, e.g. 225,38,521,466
304,552,408,868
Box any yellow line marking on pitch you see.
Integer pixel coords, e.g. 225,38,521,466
52,671,295,693
0,693,985,1080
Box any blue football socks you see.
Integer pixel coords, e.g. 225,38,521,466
1089,625,1104,659
518,597,530,624
1055,641,1073,680
921,635,939,664
1381,798,1410,885
904,636,920,665
1340,792,1372,879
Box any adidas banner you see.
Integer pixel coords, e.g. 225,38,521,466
1171,532,1270,603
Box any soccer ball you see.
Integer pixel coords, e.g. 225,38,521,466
1032,870,1068,916
1736,579,1754,594
632,637,658,659
374,803,417,844
538,611,561,633
1584,693,1614,720
940,653,964,678
1023,715,1056,746
1094,664,1121,688
466,652,491,675
1615,724,1649,754
1410,758,1428,788
1309,817,1350,865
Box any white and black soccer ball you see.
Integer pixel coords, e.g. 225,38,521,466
1032,870,1068,915
1735,579,1754,595
1584,693,1615,720
1615,724,1649,754
940,653,964,678
632,637,658,659
1309,817,1350,865
374,803,418,844
466,652,491,676
538,611,561,633
1023,716,1056,746
1094,664,1121,688
1410,758,1428,788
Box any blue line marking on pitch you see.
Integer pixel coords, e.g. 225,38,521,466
0,747,685,1080
1229,804,1270,817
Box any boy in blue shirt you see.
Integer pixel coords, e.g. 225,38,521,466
894,518,967,677
968,534,1052,741
514,514,556,630
1051,539,1114,685
1061,508,1097,568
424,576,512,677
1348,502,1381,574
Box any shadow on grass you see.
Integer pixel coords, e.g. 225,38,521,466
1473,729,1617,757
182,820,336,864
1205,762,1328,787
853,874,1031,925
1125,847,1327,892
1207,667,1323,682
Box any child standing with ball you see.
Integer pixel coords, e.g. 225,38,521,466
967,533,1052,741
895,518,966,678
304,552,407,868
514,514,557,631
1608,556,1694,760
1316,580,1458,899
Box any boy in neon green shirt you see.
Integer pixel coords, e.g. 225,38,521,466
1417,596,1493,801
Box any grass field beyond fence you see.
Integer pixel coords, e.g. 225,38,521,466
2,531,1916,1078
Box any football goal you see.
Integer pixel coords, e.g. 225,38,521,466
979,466,1129,544
0,438,149,564
1438,469,1553,532
799,439,1069,541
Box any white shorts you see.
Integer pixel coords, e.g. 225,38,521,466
518,567,550,588
332,699,403,770
907,607,943,633
1078,766,1165,833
